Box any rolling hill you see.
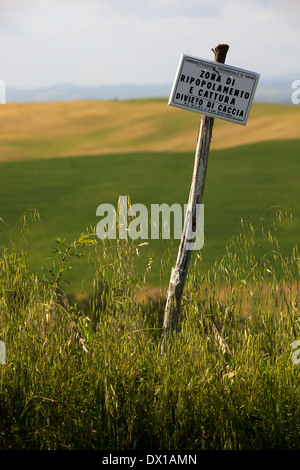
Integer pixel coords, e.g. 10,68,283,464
0,100,299,163
0,100,299,292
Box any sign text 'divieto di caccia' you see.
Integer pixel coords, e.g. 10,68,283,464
169,53,260,125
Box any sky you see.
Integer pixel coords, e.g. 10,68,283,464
1,0,300,89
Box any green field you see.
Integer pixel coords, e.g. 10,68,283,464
0,138,299,293
1,100,300,450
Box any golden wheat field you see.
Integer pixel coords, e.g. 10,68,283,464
0,100,299,162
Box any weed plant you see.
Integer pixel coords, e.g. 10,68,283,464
0,210,299,450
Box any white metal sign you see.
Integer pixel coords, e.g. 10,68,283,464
168,53,260,125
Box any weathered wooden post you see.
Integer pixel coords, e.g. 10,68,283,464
162,44,229,339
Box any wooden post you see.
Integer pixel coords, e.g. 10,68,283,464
162,44,229,339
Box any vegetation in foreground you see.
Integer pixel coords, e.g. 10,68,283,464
0,210,299,450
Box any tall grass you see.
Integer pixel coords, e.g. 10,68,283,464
0,210,299,449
